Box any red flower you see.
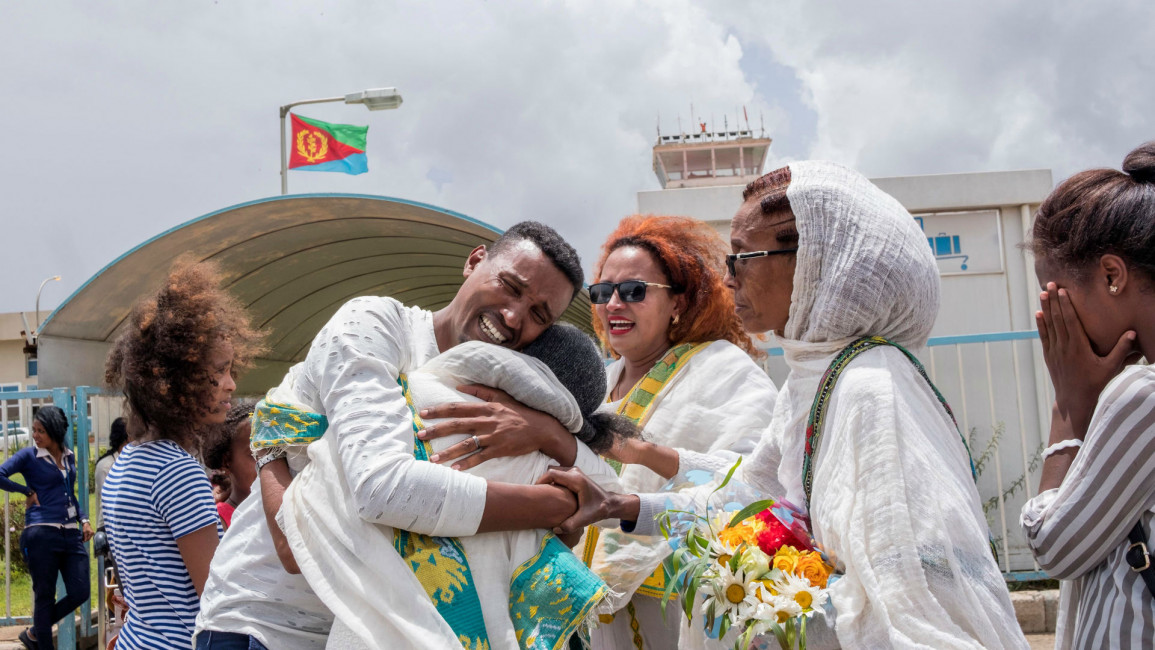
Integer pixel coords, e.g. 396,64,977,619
755,509,802,555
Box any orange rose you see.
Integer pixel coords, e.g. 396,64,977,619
718,517,765,549
795,551,832,589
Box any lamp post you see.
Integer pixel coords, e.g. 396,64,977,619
279,87,403,195
34,275,61,339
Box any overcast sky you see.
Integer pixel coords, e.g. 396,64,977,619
2,0,1151,315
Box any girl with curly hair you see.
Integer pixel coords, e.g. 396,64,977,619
579,215,779,649
101,262,262,650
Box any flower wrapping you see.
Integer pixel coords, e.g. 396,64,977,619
658,459,835,650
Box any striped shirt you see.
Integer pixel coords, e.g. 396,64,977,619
1022,364,1155,649
102,439,222,649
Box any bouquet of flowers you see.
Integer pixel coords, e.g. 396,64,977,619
659,460,835,650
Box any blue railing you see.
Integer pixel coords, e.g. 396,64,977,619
1,387,102,648
763,330,1054,583
764,329,1040,356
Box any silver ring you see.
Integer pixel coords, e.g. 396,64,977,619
471,435,481,451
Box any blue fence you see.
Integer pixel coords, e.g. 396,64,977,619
2,386,112,648
764,330,1053,583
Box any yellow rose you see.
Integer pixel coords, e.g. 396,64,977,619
795,552,832,589
772,546,799,574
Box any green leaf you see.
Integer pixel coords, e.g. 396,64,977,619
727,498,779,528
719,613,731,640
740,625,759,650
717,457,743,491
771,623,788,647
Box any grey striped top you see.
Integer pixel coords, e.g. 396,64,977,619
1022,363,1155,649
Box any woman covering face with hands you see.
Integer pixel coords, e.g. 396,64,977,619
1021,141,1155,649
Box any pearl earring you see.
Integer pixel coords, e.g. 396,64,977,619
672,314,680,326
1110,285,1119,294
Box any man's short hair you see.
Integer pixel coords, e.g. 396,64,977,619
490,221,584,298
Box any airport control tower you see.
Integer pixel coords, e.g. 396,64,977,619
651,121,771,190
640,113,772,238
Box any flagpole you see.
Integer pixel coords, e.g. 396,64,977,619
278,89,403,195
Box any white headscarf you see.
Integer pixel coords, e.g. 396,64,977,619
784,160,939,349
738,161,1026,649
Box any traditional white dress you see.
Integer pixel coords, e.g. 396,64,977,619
584,339,778,649
280,341,621,650
632,161,1027,649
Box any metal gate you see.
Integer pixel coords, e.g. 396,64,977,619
2,386,121,649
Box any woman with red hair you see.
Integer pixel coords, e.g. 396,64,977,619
581,215,778,649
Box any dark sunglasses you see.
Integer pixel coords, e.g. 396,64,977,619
588,280,673,304
725,248,799,277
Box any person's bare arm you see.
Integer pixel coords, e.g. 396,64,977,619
604,438,680,480
476,482,578,533
1035,284,1138,492
259,457,301,574
176,524,221,596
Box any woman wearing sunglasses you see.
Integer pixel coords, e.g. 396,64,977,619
581,215,779,649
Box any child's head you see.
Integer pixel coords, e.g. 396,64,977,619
205,401,258,503
521,323,638,453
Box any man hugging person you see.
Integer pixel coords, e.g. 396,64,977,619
233,322,633,649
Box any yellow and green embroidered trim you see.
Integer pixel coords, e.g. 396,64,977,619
396,374,490,647
510,534,608,650
250,394,328,449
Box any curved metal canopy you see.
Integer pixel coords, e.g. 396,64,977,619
37,194,593,392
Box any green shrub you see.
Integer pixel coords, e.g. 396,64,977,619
3,497,28,575
88,447,106,494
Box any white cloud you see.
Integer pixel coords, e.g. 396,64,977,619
718,0,1154,179
0,0,1150,315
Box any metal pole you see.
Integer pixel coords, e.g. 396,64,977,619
34,276,60,338
280,107,288,195
278,96,346,195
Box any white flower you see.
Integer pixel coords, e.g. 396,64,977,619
737,546,772,579
745,595,804,636
700,562,762,623
707,536,740,564
774,571,829,616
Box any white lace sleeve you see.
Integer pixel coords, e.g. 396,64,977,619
304,297,486,537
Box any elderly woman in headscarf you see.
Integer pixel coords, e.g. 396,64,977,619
545,162,1027,648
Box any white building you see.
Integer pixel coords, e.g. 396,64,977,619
638,130,1054,576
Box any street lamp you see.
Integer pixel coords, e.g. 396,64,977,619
279,87,403,195
34,275,61,339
